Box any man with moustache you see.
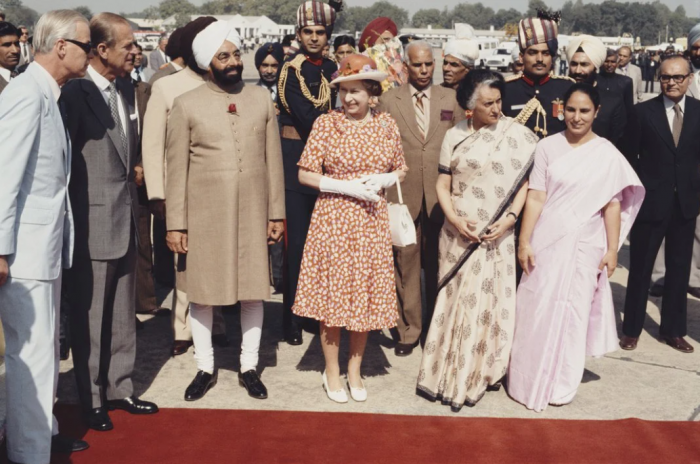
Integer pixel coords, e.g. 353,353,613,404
62,12,159,432
597,48,634,124
130,44,154,83
0,21,20,93
617,45,643,103
278,1,341,346
566,35,627,146
142,16,230,357
503,12,574,138
440,30,479,90
255,42,284,103
377,40,464,356
0,10,91,461
621,55,700,354
166,21,285,401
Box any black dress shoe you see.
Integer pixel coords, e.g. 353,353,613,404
284,328,303,346
238,370,268,399
185,370,218,401
172,340,193,356
59,339,70,361
649,284,664,297
212,333,231,347
394,341,418,357
85,407,113,431
107,396,159,414
688,287,700,299
51,434,90,453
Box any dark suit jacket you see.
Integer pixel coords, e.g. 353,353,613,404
0,75,8,94
621,94,700,222
597,72,634,125
377,84,465,222
119,76,152,205
61,75,139,261
593,88,626,146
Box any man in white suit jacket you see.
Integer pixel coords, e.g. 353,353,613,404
0,10,90,463
616,46,643,103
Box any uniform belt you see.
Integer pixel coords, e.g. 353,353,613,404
281,125,302,141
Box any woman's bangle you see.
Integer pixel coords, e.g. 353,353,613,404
507,212,518,221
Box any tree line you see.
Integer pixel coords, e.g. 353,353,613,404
1,0,697,46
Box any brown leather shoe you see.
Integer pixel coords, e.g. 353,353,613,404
619,335,639,351
661,336,695,353
172,340,193,356
688,287,700,299
648,284,664,297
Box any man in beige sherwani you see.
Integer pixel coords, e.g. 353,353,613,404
165,21,285,401
142,16,229,357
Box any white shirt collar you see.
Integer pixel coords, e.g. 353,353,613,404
409,83,431,99
87,64,114,92
663,95,686,114
172,61,182,71
33,62,61,101
0,67,11,82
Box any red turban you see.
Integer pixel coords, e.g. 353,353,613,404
358,17,398,52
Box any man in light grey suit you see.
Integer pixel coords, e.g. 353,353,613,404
650,26,700,298
62,12,159,433
0,10,90,463
616,45,643,103
149,34,169,71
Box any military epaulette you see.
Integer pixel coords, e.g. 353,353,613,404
550,74,576,83
505,73,522,83
287,54,307,71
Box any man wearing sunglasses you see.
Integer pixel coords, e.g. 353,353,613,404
17,24,32,66
0,9,92,463
61,12,159,433
622,55,700,355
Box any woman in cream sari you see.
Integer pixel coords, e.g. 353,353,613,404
417,70,538,411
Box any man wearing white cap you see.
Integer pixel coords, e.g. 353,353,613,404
165,20,285,401
441,25,479,90
566,34,627,146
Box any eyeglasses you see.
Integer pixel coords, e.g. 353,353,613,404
65,38,92,54
659,74,689,84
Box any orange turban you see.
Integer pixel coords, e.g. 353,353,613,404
358,17,398,52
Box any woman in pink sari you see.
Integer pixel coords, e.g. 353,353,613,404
508,84,645,412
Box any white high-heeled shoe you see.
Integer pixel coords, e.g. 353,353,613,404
346,378,367,402
322,371,348,403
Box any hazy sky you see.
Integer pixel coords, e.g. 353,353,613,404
22,0,700,18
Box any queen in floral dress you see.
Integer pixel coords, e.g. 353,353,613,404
293,55,407,403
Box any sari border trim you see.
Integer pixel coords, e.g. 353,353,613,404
416,378,504,411
436,153,535,293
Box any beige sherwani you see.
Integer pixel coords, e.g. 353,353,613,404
141,66,224,341
166,80,285,305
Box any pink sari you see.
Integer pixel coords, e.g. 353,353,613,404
507,136,645,412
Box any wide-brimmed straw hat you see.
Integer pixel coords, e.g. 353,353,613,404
330,54,387,87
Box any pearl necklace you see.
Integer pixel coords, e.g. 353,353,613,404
346,110,372,127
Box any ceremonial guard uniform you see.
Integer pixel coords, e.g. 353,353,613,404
503,13,573,138
503,73,573,137
278,1,339,343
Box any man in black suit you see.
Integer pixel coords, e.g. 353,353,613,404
621,56,700,354
597,48,635,123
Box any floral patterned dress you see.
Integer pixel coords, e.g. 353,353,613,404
292,109,406,331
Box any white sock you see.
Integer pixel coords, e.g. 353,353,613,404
240,300,263,373
190,303,214,374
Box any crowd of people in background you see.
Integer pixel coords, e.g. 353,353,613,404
1,2,700,463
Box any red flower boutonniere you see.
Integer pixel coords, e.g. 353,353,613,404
228,103,237,114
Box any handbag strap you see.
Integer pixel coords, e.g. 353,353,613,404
395,177,404,204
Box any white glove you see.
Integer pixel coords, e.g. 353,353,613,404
360,172,398,190
319,177,381,203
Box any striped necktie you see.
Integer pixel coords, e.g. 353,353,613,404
108,82,129,157
415,91,426,140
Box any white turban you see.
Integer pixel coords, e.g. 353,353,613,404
566,34,607,69
689,23,700,48
444,23,479,67
192,20,243,71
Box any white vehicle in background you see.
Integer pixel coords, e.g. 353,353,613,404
486,41,519,71
137,34,161,51
474,37,500,68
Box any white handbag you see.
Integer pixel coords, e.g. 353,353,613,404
387,180,417,247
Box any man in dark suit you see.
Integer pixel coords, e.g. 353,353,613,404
566,35,627,146
0,21,19,93
377,40,464,356
621,55,700,354
598,48,635,123
62,12,159,432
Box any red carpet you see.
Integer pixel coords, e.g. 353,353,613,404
4,405,700,464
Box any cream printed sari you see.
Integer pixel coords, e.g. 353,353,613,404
417,117,537,410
